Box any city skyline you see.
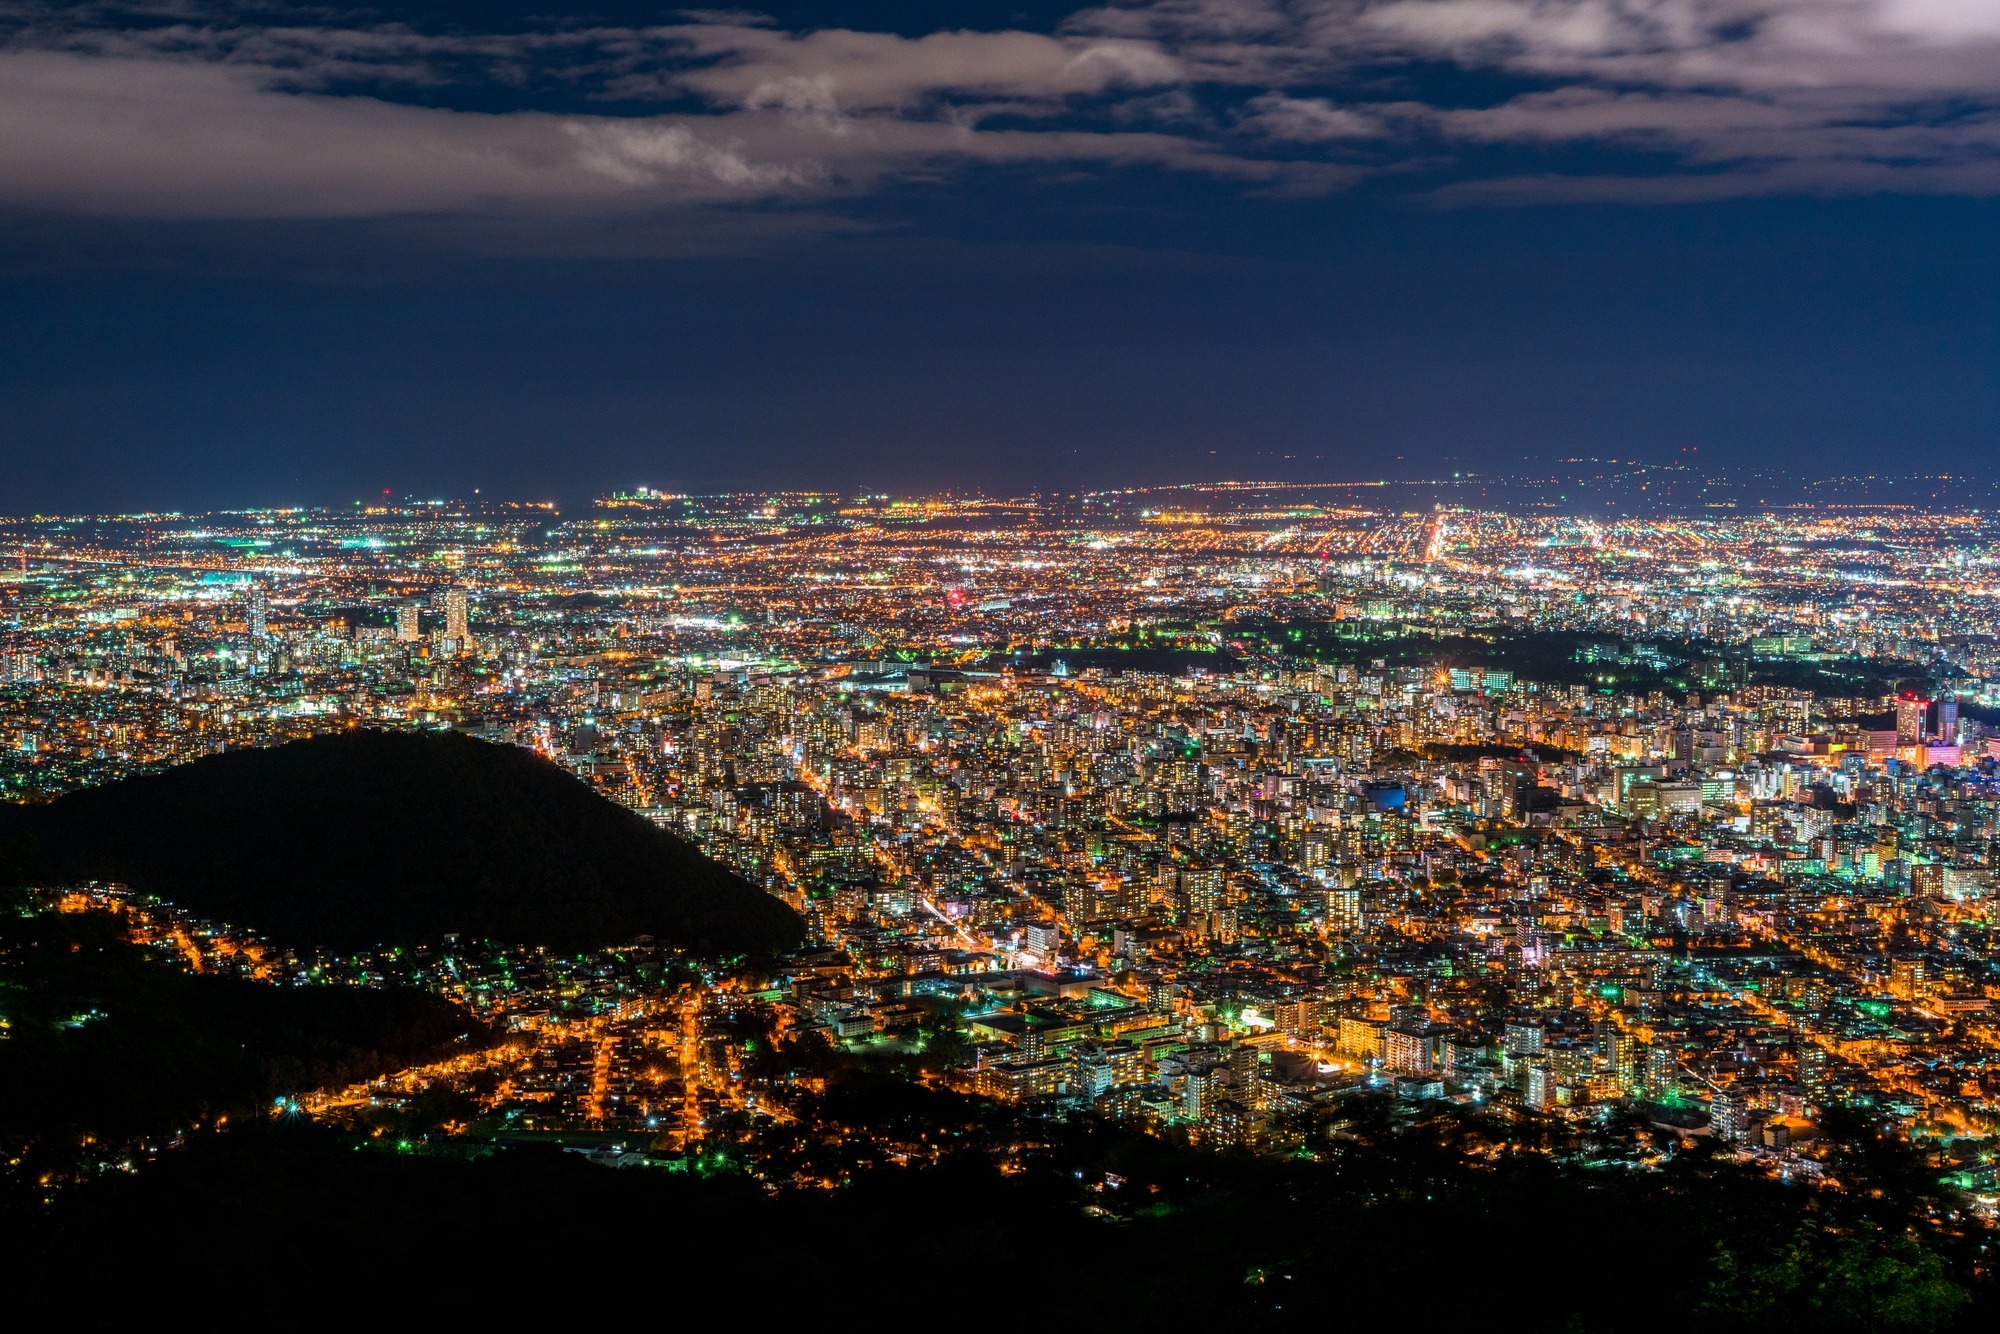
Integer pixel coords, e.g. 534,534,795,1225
13,465,2000,522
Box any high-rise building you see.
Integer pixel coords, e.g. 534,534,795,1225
1180,865,1223,917
1936,699,1960,746
1523,1060,1555,1111
1272,998,1323,1040
1327,885,1363,939
1711,1088,1750,1142
1643,1043,1678,1097
445,587,469,644
1385,1023,1433,1075
396,602,421,642
245,585,266,639
1337,1015,1386,1061
1896,695,1931,744
1797,1043,1828,1099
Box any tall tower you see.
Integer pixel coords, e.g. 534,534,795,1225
245,584,267,639
445,587,469,644
1896,695,1930,745
396,601,421,643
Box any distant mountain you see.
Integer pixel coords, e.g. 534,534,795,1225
0,731,803,956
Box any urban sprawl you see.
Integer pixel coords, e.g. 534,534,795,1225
9,485,2000,1210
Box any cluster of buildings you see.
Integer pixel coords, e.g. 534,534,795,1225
8,487,2000,1204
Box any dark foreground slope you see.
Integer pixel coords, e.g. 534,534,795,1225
0,731,802,955
4,1110,1986,1332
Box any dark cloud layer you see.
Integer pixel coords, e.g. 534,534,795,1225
4,1,2000,219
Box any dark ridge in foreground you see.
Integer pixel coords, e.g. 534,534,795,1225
0,731,804,956
4,1113,1986,1330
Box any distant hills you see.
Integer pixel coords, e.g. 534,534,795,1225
0,731,803,956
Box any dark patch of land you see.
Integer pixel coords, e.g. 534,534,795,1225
1742,657,1935,699
1241,624,1934,697
1239,623,1699,689
0,730,803,956
0,902,490,1165
2,1094,1984,1332
977,646,1245,677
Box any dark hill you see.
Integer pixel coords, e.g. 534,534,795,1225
0,731,803,956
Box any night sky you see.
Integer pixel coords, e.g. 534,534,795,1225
2,1,1998,512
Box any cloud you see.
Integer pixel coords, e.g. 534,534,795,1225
661,24,1185,111
1345,0,2000,93
6,1,2000,219
1072,0,2000,198
1240,91,1381,139
0,40,1300,220
0,49,770,217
